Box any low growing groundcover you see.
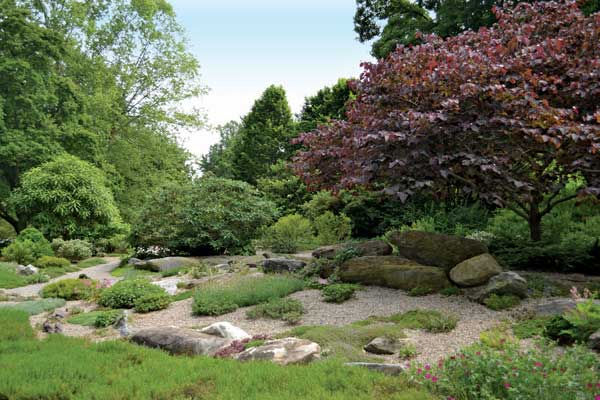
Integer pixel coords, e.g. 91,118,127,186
0,310,436,400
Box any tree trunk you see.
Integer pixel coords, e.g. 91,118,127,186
528,205,542,242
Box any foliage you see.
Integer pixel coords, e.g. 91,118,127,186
512,317,551,339
399,343,418,359
132,177,277,255
12,155,124,240
246,298,305,324
294,2,600,243
133,292,171,313
256,160,311,216
314,212,352,246
35,256,70,269
562,299,600,343
321,283,360,303
192,275,305,316
67,310,123,328
110,265,156,280
40,278,98,301
0,309,34,341
258,214,315,253
77,258,106,269
1,227,53,264
483,294,522,311
98,279,165,309
408,287,436,297
297,78,355,132
544,316,577,345
369,310,458,333
0,298,66,316
0,310,438,399
95,234,130,255
51,239,93,262
440,286,461,297
409,342,600,400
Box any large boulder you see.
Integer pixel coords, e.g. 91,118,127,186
338,256,451,291
588,330,600,352
387,231,488,270
535,299,600,317
130,328,230,356
236,338,320,365
470,271,528,302
199,322,251,341
17,264,38,276
449,254,503,287
364,337,410,355
138,257,197,273
262,258,306,273
312,240,393,259
344,362,405,376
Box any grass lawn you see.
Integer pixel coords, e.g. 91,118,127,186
0,262,28,289
0,298,66,315
0,309,436,400
77,258,107,269
110,265,157,279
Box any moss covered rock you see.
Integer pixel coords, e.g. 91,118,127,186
449,253,503,287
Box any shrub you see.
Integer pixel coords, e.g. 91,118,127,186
132,178,277,255
40,278,98,300
192,275,305,316
52,239,93,261
35,256,70,269
134,292,171,313
67,310,123,327
1,227,53,264
321,283,359,303
95,234,130,254
246,298,304,324
483,294,521,311
313,211,352,246
561,299,600,343
258,214,315,253
99,279,166,309
363,310,458,333
439,286,461,296
398,343,418,359
512,317,550,339
408,287,436,297
544,316,576,345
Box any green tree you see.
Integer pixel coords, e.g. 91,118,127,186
199,121,241,179
11,155,124,240
298,79,355,132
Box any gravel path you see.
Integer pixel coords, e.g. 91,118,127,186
129,286,532,364
4,258,121,298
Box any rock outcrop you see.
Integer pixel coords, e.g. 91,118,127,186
312,240,393,259
131,328,230,356
236,338,320,365
262,259,306,273
449,253,503,287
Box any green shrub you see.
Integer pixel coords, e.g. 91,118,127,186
51,239,93,261
95,234,130,254
512,317,550,339
35,256,70,269
313,211,352,246
440,286,461,296
408,287,436,297
77,257,106,269
98,279,166,309
40,278,98,300
544,315,576,345
246,298,304,324
67,310,123,327
134,292,171,313
483,294,521,311
0,298,66,315
1,227,53,264
321,283,359,303
193,275,305,316
0,309,34,341
258,214,315,253
132,178,277,255
25,273,49,284
561,299,600,343
379,310,458,333
398,343,418,359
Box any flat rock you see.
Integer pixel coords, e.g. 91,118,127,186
262,259,306,273
338,256,451,291
344,362,405,376
364,337,408,355
312,240,393,259
199,322,251,341
130,328,230,356
449,253,503,287
138,257,197,273
535,298,600,316
470,271,528,302
387,231,488,270
151,277,182,295
236,338,320,365
17,264,38,276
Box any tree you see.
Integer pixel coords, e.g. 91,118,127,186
12,155,123,239
199,121,241,178
298,79,355,132
294,2,600,242
354,0,600,59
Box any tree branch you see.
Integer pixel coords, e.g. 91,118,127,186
541,194,578,216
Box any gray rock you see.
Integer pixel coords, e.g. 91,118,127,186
130,328,230,356
116,310,130,338
139,257,197,273
387,231,488,270
151,277,182,295
364,337,408,355
338,256,451,291
449,253,503,287
199,322,251,341
262,259,306,273
535,298,600,316
312,240,393,259
17,264,38,276
42,320,63,334
128,257,145,266
236,338,320,365
344,362,405,376
588,330,600,352
470,271,528,302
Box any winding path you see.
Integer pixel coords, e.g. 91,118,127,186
4,258,121,298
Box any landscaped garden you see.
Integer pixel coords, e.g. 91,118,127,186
0,0,599,399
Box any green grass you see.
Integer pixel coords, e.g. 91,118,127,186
246,298,305,324
0,310,436,400
0,262,28,288
192,275,306,316
361,309,458,333
77,258,106,269
512,317,551,339
0,298,66,315
171,290,194,302
483,294,521,311
67,310,123,327
42,265,80,279
110,265,156,280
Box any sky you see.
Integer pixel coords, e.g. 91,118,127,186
170,0,373,157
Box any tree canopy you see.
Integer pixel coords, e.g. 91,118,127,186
295,1,600,241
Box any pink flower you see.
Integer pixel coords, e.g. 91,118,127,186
595,396,600,400
425,364,431,370
476,351,481,356
597,383,600,388
534,362,543,367
432,376,438,383
417,368,422,374
504,383,511,389
425,373,431,379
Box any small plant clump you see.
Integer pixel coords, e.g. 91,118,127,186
483,294,522,311
408,287,436,297
440,286,461,297
246,298,304,324
68,310,124,327
40,278,100,300
35,256,71,269
98,279,166,309
321,283,359,303
134,292,171,313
